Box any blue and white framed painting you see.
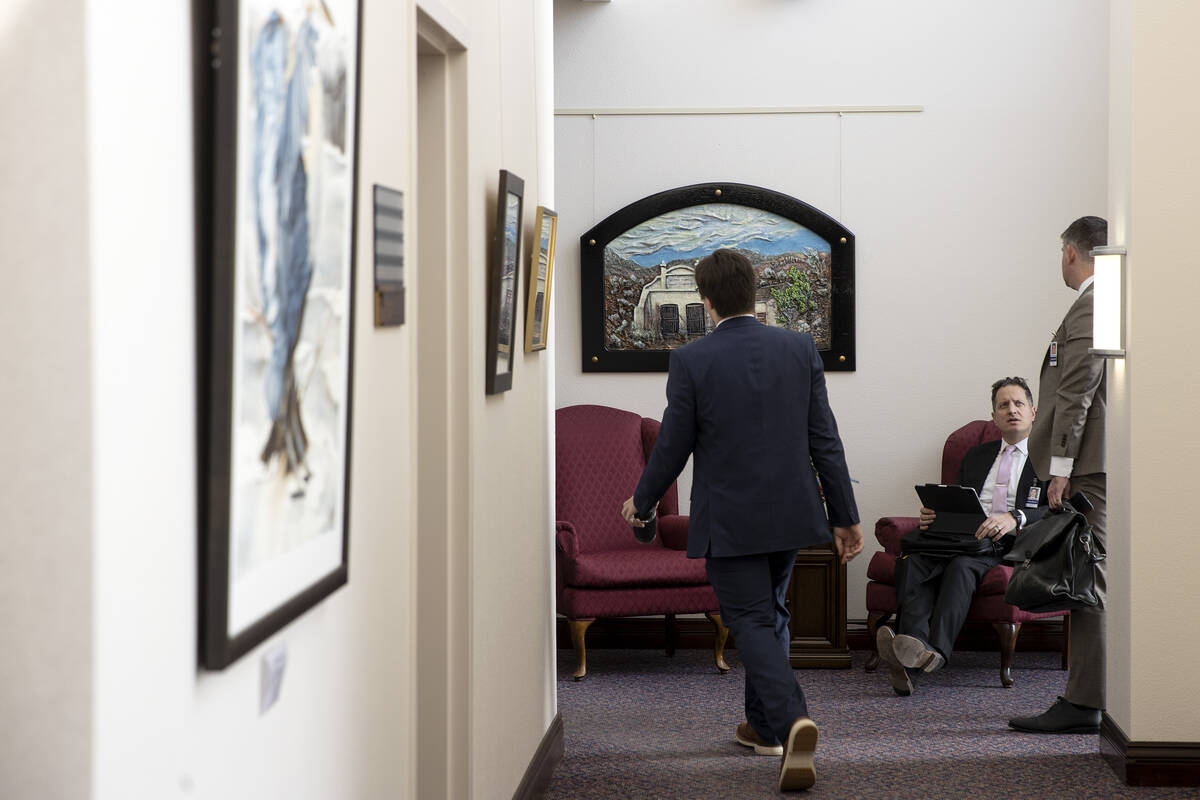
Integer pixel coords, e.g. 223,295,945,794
580,183,856,373
199,0,362,669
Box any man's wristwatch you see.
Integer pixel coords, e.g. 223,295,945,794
1010,509,1025,529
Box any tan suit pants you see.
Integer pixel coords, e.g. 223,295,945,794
1065,471,1106,709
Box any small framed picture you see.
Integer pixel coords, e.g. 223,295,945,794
524,206,558,352
486,169,524,394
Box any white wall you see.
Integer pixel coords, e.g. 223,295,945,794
0,0,561,796
451,0,559,795
0,2,93,797
554,0,1108,618
1106,0,1200,743
4,0,556,797
87,2,416,798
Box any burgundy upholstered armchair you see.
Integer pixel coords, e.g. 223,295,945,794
556,404,730,680
864,420,1069,687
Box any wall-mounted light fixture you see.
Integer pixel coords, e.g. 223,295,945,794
1089,245,1126,358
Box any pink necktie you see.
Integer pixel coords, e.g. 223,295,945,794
991,444,1016,514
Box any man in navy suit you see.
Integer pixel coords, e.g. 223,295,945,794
621,249,863,793
875,377,1049,696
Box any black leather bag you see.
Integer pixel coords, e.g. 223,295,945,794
1002,496,1105,613
900,528,1000,558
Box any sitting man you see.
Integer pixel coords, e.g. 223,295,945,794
877,376,1049,695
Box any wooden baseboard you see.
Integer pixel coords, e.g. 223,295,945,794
1101,713,1200,786
512,713,564,800
556,616,1067,653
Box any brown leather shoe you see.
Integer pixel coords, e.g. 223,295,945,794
778,716,818,792
875,626,914,696
893,634,945,673
735,721,783,755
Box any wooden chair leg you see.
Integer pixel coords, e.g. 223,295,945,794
993,621,1020,688
865,611,891,672
705,611,731,673
569,619,594,681
1061,613,1071,670
664,613,677,657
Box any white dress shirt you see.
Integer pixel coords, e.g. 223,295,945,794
714,312,756,328
977,437,1029,516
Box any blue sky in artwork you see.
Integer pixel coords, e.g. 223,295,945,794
607,203,830,267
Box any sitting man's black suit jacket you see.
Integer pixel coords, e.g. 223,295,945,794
957,439,1049,552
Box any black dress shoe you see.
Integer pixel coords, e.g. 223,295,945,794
1009,696,1101,733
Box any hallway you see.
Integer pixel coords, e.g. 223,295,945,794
547,648,1195,799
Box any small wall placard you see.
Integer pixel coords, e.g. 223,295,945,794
373,184,405,327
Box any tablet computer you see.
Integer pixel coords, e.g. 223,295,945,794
914,483,987,536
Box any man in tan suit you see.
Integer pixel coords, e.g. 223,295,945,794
1009,216,1107,734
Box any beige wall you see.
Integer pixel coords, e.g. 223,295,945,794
0,2,93,798
1106,0,1200,742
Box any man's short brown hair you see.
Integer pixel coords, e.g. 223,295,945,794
1061,216,1107,261
990,376,1034,408
695,249,756,318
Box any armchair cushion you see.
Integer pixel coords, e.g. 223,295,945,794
866,551,896,584
941,420,1002,482
977,563,1014,596
556,405,653,554
658,514,689,551
555,521,580,559
563,546,711,589
875,516,919,555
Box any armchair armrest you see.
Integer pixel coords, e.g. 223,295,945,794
555,521,580,558
658,514,689,551
875,516,920,555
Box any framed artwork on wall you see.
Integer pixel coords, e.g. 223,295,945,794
196,0,363,669
580,182,856,373
486,169,524,394
524,206,558,352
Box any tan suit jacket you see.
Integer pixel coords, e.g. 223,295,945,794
1029,284,1107,479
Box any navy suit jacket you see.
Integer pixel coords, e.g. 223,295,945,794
633,316,859,559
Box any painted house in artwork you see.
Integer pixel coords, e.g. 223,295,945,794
631,261,784,341
632,263,708,340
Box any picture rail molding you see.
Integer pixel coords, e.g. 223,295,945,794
555,105,924,117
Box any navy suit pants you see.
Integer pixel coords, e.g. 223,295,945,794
705,549,806,744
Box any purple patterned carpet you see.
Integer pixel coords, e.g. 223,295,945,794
547,648,1196,799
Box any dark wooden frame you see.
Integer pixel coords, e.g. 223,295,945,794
486,169,524,394
195,0,363,670
580,182,856,373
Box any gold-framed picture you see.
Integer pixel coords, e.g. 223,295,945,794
525,206,558,351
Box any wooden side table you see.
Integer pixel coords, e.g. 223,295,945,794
785,541,850,668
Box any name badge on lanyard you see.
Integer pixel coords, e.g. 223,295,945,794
1026,485,1042,507
1049,341,1058,367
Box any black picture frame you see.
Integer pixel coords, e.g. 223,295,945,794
196,0,363,670
580,182,856,373
486,169,524,394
